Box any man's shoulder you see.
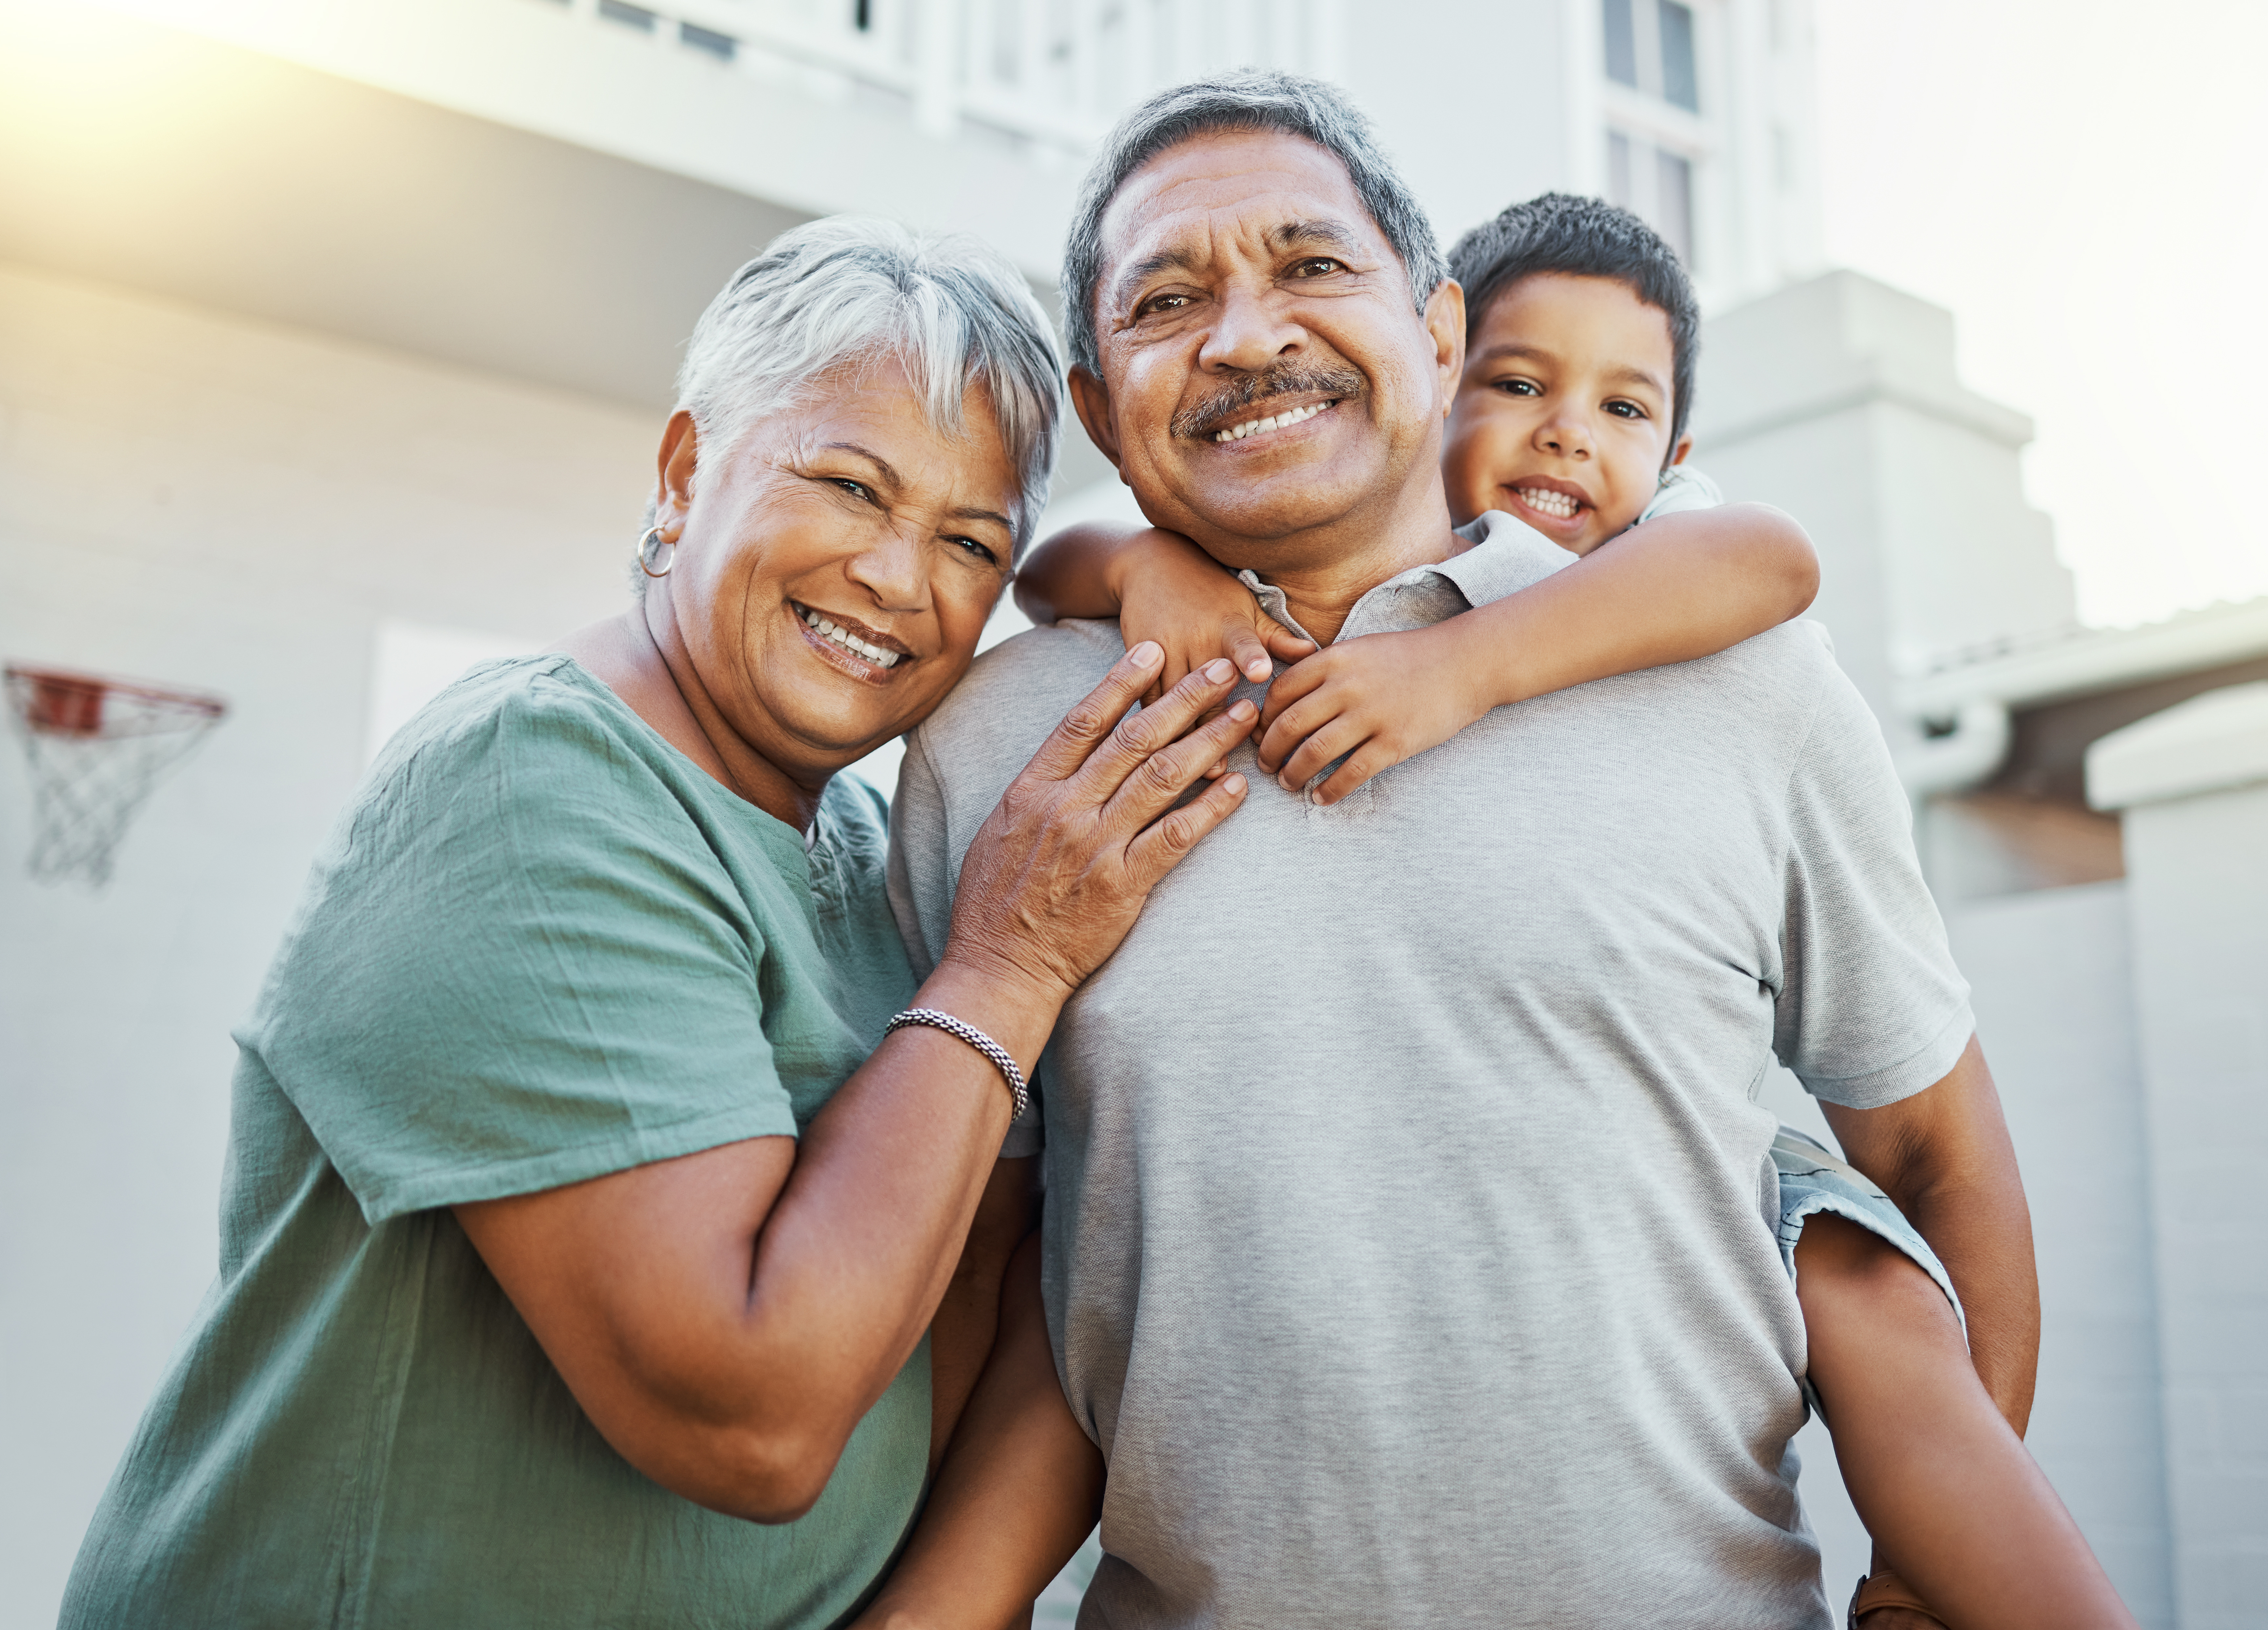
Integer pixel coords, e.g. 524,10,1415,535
1733,616,1839,678
1541,617,1853,790
1660,617,1842,715
908,618,1126,787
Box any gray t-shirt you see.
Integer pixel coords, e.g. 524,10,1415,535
888,514,1973,1629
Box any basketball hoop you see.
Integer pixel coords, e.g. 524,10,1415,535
5,664,227,888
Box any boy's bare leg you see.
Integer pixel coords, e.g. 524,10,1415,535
855,1231,1104,1630
1795,1214,2136,1629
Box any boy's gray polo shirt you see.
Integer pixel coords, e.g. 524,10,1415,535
888,513,1974,1630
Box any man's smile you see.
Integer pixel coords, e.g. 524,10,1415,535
1169,361,1367,444
1210,398,1341,443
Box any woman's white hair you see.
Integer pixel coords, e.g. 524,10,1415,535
670,216,1064,559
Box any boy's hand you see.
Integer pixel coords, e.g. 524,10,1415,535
1113,527,1316,702
1257,623,1490,805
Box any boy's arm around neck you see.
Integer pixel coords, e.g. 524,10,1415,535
1014,520,1317,698
1253,503,1819,801
1454,502,1820,709
1011,520,1141,626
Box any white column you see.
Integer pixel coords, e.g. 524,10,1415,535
1690,270,2074,732
915,0,965,136
2089,682,2268,1630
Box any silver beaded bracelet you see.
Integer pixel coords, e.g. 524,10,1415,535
885,1008,1030,1123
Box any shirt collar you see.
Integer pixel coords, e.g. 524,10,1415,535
1425,510,1579,607
1235,509,1578,640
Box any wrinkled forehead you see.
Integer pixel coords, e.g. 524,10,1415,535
1097,129,1400,300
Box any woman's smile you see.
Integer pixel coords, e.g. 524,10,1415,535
792,601,913,679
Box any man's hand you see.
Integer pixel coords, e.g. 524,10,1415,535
1254,622,1491,804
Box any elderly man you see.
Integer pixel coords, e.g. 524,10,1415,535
879,75,2030,1628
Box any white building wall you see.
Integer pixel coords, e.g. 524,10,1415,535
1695,269,2076,721
1338,0,1572,256
1945,883,2177,1629
2092,690,2268,1630
0,260,658,1630
67,0,1084,281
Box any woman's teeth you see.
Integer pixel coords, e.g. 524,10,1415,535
802,608,902,668
1517,486,1583,520
1213,400,1333,443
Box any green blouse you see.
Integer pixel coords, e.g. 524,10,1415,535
62,656,925,1629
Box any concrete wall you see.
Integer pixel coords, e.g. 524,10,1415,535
1948,883,2176,1627
0,260,656,1630
2093,688,2268,1630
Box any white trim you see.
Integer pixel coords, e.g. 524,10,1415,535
1600,80,1712,154
2086,682,2268,811
544,0,1351,156
1898,597,2268,718
1563,0,1605,196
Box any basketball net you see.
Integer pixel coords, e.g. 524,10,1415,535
5,666,226,888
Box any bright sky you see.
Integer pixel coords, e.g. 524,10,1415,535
1814,0,2268,627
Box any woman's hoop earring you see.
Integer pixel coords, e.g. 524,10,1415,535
637,525,677,579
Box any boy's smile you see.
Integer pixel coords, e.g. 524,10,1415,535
1440,272,1691,554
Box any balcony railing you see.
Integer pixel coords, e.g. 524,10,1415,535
545,0,1347,153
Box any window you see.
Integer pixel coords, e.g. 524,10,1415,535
1601,0,1704,267
1603,0,1699,113
366,622,536,765
1656,149,1692,259
1605,129,1695,266
1604,0,1638,88
681,20,736,60
596,0,655,30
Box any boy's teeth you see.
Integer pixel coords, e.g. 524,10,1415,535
1519,487,1580,519
1213,399,1331,442
801,608,901,668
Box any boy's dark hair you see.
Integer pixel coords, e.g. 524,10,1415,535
1447,193,1700,454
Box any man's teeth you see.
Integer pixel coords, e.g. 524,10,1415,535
1518,486,1582,520
802,609,902,668
1212,400,1333,443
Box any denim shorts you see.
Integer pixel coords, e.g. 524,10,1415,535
1772,1124,1964,1417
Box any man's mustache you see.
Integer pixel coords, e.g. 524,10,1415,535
1170,364,1366,441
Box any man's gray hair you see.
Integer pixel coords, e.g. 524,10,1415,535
1061,71,1447,378
671,216,1063,556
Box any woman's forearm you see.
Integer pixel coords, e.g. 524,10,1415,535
1461,503,1820,707
1012,522,1144,625
456,956,1058,1524
728,957,1069,1487
857,1234,1106,1630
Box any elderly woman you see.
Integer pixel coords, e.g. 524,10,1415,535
59,220,1253,1628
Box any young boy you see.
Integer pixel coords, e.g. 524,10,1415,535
868,196,2132,1629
